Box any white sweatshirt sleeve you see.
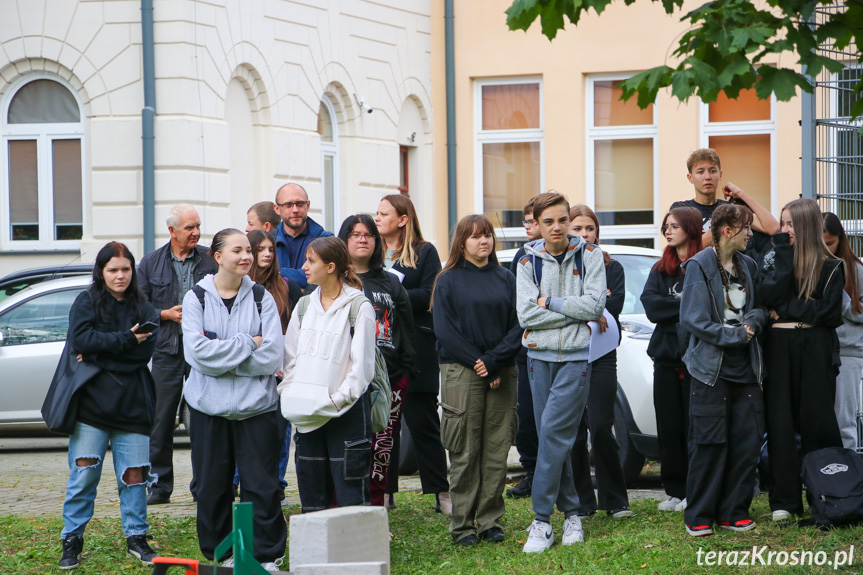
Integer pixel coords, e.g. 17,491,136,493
277,310,301,397
330,300,377,410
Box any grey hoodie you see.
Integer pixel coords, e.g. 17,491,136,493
182,275,284,419
680,249,766,386
838,259,863,357
516,235,607,362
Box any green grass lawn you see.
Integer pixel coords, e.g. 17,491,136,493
2,491,861,574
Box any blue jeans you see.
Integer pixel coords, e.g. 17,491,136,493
528,358,590,524
62,422,156,538
233,421,291,490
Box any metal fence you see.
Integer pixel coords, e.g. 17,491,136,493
806,3,863,253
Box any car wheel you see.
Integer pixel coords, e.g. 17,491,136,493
614,399,646,485
398,423,418,476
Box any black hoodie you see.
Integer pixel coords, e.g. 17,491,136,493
432,260,522,382
358,268,417,382
69,291,159,435
641,264,687,365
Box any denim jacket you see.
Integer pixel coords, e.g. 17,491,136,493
680,248,766,386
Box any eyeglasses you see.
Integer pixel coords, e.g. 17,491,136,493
276,200,308,209
348,233,375,241
522,220,535,227
661,224,681,233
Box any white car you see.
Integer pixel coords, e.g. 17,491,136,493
398,244,661,484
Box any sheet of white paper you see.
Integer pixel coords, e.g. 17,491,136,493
588,308,620,363
387,268,405,283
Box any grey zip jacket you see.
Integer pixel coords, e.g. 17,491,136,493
838,259,863,357
516,235,607,362
680,249,767,386
182,275,284,419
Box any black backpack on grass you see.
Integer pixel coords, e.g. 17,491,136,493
801,447,863,527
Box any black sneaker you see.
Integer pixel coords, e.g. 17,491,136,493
479,527,505,542
126,535,159,565
455,534,481,547
59,534,83,570
506,474,533,499
147,491,171,505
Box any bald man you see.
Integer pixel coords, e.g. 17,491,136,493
273,183,333,288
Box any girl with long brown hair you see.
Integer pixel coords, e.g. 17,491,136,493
567,205,632,519
279,236,377,511
640,205,703,513
431,214,521,545
759,198,844,522
823,212,863,449
375,194,451,514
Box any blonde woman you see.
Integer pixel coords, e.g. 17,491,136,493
758,198,844,522
376,194,451,513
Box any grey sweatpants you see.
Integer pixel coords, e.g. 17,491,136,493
528,357,590,523
835,354,862,450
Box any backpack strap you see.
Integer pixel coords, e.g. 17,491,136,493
251,283,265,316
295,294,311,326
348,296,371,338
192,285,206,311
193,283,265,316
529,245,585,294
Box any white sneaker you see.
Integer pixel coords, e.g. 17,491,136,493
562,515,584,545
221,557,234,567
772,509,792,522
674,498,688,512
261,557,284,572
522,520,554,554
658,496,682,511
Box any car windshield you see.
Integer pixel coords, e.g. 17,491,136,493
612,254,659,315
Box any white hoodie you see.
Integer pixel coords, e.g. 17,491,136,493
278,284,376,433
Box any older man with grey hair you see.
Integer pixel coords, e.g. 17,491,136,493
138,204,217,505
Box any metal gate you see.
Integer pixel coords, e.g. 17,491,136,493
804,3,863,253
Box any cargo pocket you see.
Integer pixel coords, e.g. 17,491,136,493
752,395,766,437
440,402,467,453
343,438,372,481
690,402,727,445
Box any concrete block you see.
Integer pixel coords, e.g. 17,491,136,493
293,562,387,575
289,506,389,574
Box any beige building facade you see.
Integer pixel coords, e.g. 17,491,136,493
0,0,433,276
430,0,803,251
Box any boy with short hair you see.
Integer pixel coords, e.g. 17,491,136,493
516,192,607,553
672,149,778,267
245,201,281,233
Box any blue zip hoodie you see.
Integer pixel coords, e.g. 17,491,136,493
275,217,333,288
182,275,284,419
680,249,766,386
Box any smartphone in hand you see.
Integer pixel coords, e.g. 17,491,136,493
136,321,160,334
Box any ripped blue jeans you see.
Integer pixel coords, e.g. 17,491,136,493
62,421,156,538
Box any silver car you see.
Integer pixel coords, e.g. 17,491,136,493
0,275,90,434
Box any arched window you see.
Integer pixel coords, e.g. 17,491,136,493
318,97,338,232
1,76,85,249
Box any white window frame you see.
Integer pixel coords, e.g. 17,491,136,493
699,94,777,215
0,72,86,252
474,77,544,242
586,73,659,246
319,95,338,233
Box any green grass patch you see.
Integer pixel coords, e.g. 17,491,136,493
1,492,861,573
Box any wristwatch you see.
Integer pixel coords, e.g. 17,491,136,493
544,298,551,310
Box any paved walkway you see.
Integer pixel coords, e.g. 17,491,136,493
0,436,665,519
